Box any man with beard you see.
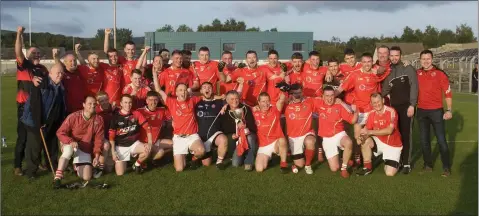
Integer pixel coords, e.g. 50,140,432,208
323,57,344,92
222,50,267,107
381,46,418,174
302,51,329,97
76,52,105,96
260,50,289,107
218,51,238,95
122,70,151,110
159,48,171,70
193,47,222,94
13,26,49,176
104,28,141,85
141,55,164,89
288,52,305,85
181,50,193,69
158,50,200,96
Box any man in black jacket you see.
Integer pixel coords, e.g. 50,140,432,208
381,46,418,174
472,60,478,94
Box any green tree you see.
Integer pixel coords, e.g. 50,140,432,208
422,25,439,49
156,24,174,32
246,27,260,32
455,23,475,43
438,29,456,46
401,26,417,42
176,24,193,32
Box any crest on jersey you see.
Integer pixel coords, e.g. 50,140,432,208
151,116,155,121
327,108,332,113
212,104,216,108
319,113,327,119
359,84,366,91
289,113,296,120
379,120,385,126
255,120,261,126
313,72,318,76
66,75,71,80
169,80,176,86
130,117,137,123
176,110,183,116
197,111,204,117
306,76,312,83
431,72,436,77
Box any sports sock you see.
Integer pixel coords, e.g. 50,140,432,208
54,170,64,180
280,161,288,168
341,163,347,170
364,161,372,170
98,164,104,170
355,153,361,163
305,149,314,166
216,157,224,164
134,160,142,167
347,160,354,167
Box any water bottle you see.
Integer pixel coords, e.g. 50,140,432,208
1,136,6,148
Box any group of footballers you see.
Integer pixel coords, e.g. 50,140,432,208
13,26,452,189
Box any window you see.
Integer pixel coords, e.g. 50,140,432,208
223,43,236,52
292,43,304,52
262,43,275,52
183,43,196,52
153,43,165,51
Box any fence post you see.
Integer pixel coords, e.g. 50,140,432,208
459,63,463,92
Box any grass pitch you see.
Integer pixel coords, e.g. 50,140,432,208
1,75,477,215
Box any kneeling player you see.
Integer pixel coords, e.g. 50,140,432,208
356,93,403,176
109,94,153,175
54,96,105,188
254,92,289,173
316,86,358,178
136,91,173,166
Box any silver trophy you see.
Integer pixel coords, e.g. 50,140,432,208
232,108,244,124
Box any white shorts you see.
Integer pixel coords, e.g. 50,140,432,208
115,141,142,162
72,149,92,164
288,132,315,155
322,131,348,159
257,140,279,158
203,131,223,153
172,134,201,155
372,136,403,162
357,112,369,125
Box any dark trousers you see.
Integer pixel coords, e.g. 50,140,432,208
25,125,59,177
417,108,450,169
472,80,478,93
14,103,28,168
392,104,414,165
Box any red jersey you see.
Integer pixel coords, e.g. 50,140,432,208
219,65,239,95
118,56,138,85
339,62,362,78
289,71,303,85
108,110,150,147
165,96,201,135
230,67,267,106
78,65,104,96
15,58,48,104
285,98,316,137
253,107,284,147
261,64,284,105
193,61,220,93
136,106,167,143
159,67,198,96
122,84,151,110
302,66,328,97
365,106,402,147
315,100,355,138
373,61,392,97
63,71,86,113
339,69,387,113
99,63,123,104
417,67,452,110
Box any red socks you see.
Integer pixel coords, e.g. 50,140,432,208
280,161,288,168
305,149,315,166
364,162,372,170
54,170,63,180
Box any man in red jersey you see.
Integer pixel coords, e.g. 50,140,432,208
123,69,151,110
222,50,267,107
339,48,362,79
288,52,305,85
100,48,124,105
54,95,105,188
336,52,390,149
193,47,222,94
13,26,48,176
95,91,115,175
76,51,105,96
159,50,199,96
141,55,164,89
254,92,289,173
316,86,358,178
416,50,453,177
302,51,329,97
104,28,139,85
218,51,238,95
109,94,152,175
260,49,288,106
136,91,173,166
284,84,317,174
181,49,193,69
153,83,206,172
159,48,171,70
356,93,403,177
135,46,155,87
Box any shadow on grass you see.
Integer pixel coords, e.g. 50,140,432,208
451,143,478,215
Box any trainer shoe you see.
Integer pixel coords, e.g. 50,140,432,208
356,167,372,176
38,164,48,171
216,162,226,170
53,179,62,189
341,169,350,178
14,168,23,176
93,167,103,179
402,165,412,175
244,164,253,172
441,168,451,177
132,164,144,174
419,166,433,174
291,165,299,174
304,165,313,175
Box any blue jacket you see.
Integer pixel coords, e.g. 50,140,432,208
21,76,67,128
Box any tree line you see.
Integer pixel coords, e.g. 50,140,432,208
0,18,476,60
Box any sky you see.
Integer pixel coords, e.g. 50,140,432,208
1,1,477,41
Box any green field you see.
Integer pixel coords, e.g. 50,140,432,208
1,75,477,215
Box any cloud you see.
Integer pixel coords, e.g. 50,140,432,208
1,1,88,11
32,18,85,35
233,1,452,17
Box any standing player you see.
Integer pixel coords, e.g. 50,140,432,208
100,48,124,105
284,84,317,174
76,52,105,96
288,53,305,85
193,47,221,94
159,48,171,70
159,50,200,96
181,50,193,69
254,92,289,173
260,50,288,106
302,51,329,97
223,50,267,107
218,51,238,95
141,55,164,89
109,94,152,175
316,86,358,178
136,91,173,166
122,69,151,110
357,93,403,176
54,96,105,188
323,58,344,91
194,82,228,169
104,28,139,85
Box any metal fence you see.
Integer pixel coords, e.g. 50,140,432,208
411,56,477,93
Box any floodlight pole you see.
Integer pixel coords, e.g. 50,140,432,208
29,1,32,46
113,0,117,49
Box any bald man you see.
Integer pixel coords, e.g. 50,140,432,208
21,63,67,179
13,26,49,176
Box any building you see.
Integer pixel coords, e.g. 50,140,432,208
144,32,314,61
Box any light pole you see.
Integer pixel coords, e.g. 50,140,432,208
113,0,117,49
29,1,32,46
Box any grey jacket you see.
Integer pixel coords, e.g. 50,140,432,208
381,61,418,107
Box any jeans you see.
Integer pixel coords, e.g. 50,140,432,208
14,103,28,168
417,108,450,169
226,133,258,166
392,104,414,165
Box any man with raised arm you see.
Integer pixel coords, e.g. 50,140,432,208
158,50,200,96
75,51,105,96
122,69,151,110
104,28,141,85
218,51,238,95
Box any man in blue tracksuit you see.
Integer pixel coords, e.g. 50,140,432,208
21,63,67,179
